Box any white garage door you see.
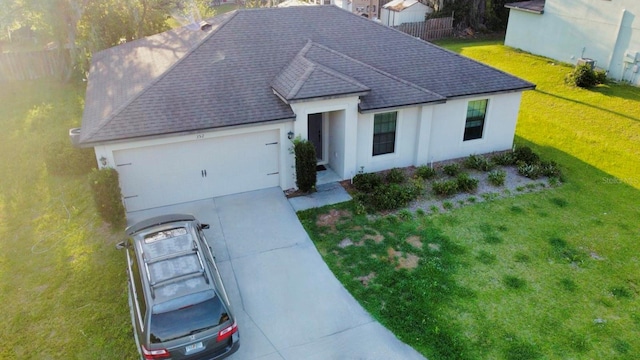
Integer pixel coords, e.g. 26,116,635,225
114,130,280,212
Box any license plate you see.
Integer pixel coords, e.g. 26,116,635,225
185,342,203,354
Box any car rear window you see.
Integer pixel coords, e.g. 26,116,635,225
149,291,229,343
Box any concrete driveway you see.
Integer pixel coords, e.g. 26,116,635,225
127,187,426,360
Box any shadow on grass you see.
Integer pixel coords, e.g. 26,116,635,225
535,89,640,123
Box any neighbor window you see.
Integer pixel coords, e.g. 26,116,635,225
464,99,488,141
373,111,397,156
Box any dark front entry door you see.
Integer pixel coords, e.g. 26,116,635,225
308,113,323,163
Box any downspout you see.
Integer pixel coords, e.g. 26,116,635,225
608,8,627,81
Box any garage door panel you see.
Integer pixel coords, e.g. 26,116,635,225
115,130,280,212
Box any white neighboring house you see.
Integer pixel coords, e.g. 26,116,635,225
505,0,640,85
74,6,534,213
380,0,433,26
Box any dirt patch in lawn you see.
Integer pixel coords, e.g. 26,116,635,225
406,235,423,249
316,209,351,232
387,247,420,270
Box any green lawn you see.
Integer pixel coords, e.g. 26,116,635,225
1,40,638,360
0,82,137,359
300,42,640,359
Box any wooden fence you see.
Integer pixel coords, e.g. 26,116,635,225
0,50,64,82
393,16,454,41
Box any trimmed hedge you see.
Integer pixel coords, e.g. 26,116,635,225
89,168,126,228
293,139,317,193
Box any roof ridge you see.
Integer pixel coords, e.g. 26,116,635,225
82,11,239,141
307,41,445,100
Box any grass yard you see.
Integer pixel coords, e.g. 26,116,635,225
300,42,640,359
0,82,138,358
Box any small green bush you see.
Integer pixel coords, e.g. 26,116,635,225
488,169,507,186
367,182,420,211
293,139,317,193
385,168,406,184
517,161,542,179
416,165,437,179
513,146,540,165
595,69,607,84
443,163,461,176
540,160,562,178
567,64,598,88
353,172,383,193
491,152,516,166
89,168,126,228
44,141,96,176
464,154,494,171
432,179,458,197
456,173,479,193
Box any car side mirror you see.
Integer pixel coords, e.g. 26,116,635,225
116,241,129,250
200,224,210,230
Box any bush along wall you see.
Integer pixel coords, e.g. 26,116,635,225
89,168,126,228
293,138,317,193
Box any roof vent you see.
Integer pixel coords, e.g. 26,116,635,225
200,21,212,32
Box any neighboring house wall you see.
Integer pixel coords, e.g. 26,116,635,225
380,2,431,26
505,0,640,85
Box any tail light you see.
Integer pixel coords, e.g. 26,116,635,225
142,345,170,359
217,321,238,342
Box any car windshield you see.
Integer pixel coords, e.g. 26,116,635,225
149,291,229,343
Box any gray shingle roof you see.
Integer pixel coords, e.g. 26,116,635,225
80,6,535,146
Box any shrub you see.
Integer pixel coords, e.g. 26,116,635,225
488,169,507,186
442,163,461,176
44,141,96,176
432,179,458,197
293,139,317,193
89,168,126,228
517,161,542,179
567,64,598,88
367,182,421,211
595,69,607,84
386,167,406,184
513,145,540,165
540,160,563,178
464,154,493,171
416,165,437,180
491,151,516,166
352,172,383,193
456,173,479,193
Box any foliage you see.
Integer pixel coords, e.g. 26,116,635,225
566,64,603,88
513,145,540,165
456,172,479,193
443,163,461,176
293,138,316,193
416,165,437,180
516,161,542,179
44,140,96,176
385,167,406,184
432,179,459,197
594,69,607,84
88,167,126,228
487,169,506,186
352,172,383,193
432,0,511,31
464,154,494,171
540,160,562,179
491,151,516,166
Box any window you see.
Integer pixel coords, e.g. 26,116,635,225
464,99,488,141
373,112,397,156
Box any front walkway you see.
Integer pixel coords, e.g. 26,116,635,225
127,187,425,360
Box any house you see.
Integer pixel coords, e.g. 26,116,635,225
75,6,534,213
505,0,640,86
380,0,432,26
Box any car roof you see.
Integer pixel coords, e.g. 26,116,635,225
129,215,216,310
